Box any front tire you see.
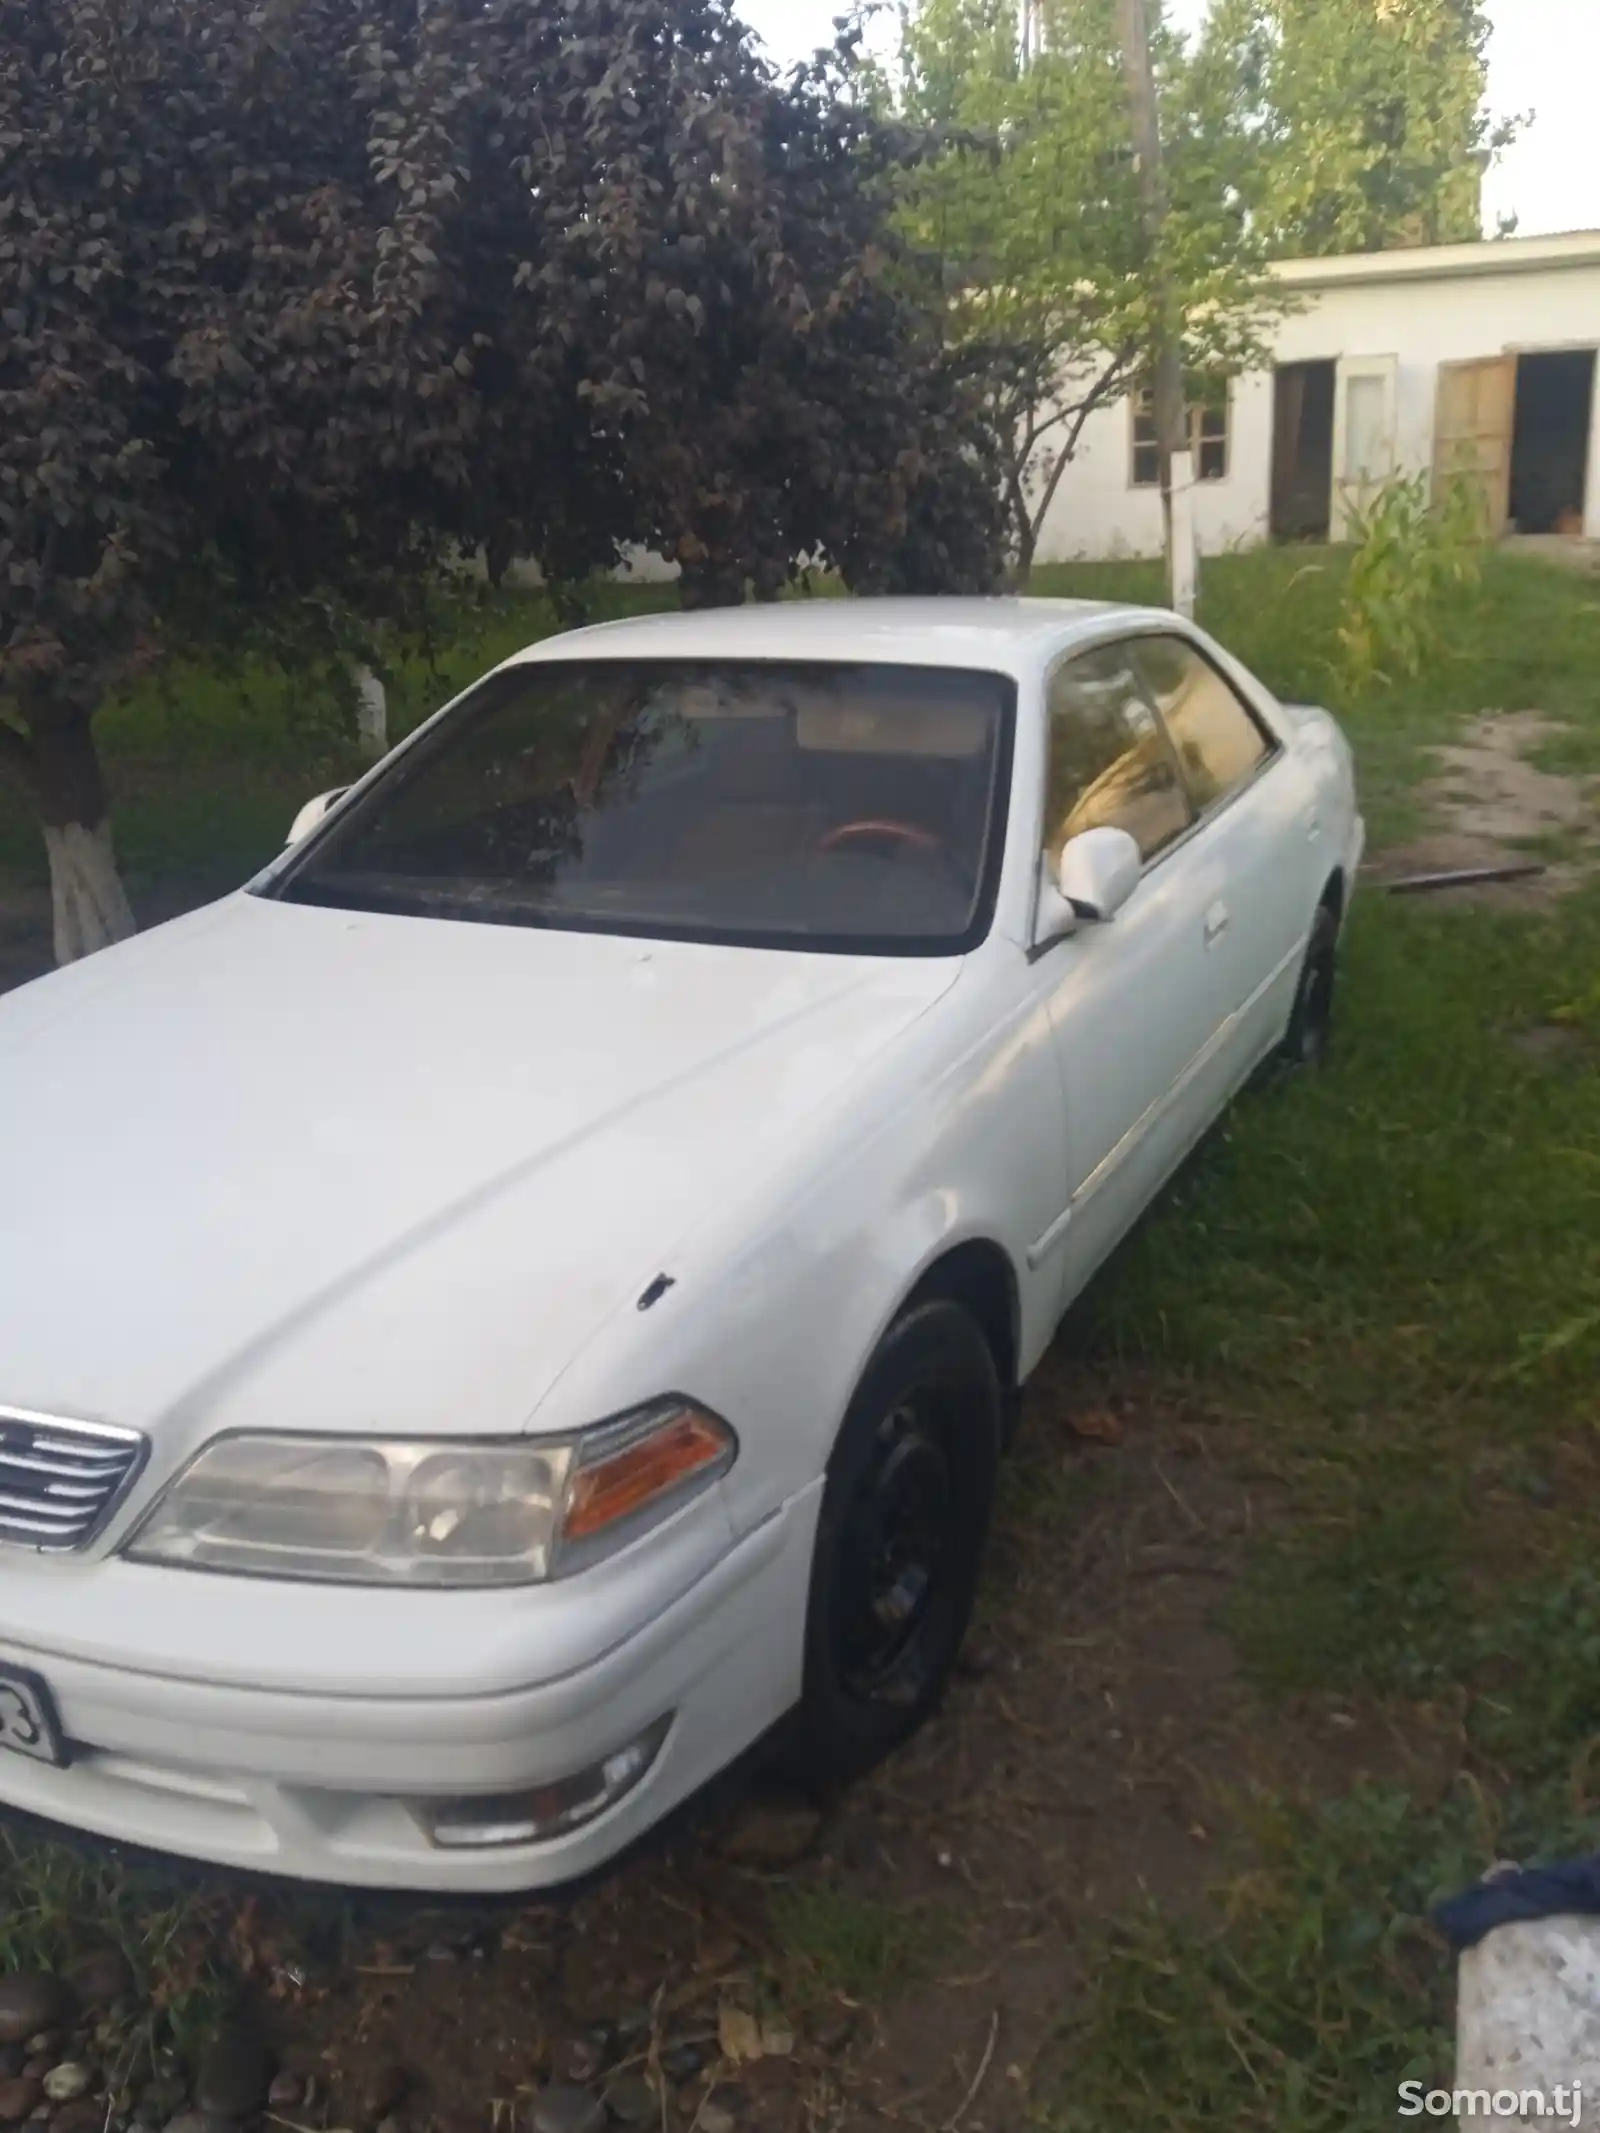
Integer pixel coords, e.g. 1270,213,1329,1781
776,1300,1001,1790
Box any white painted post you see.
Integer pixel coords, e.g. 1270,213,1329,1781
1583,350,1600,540
1170,447,1198,619
353,663,388,759
1456,1919,1600,2124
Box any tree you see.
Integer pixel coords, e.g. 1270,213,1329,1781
566,32,1010,608
1190,0,1519,256
894,0,1282,577
0,0,1006,963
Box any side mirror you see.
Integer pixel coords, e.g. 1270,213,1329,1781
285,788,350,847
1054,825,1142,923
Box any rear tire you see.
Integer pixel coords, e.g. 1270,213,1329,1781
775,1301,1001,1790
1280,903,1340,1068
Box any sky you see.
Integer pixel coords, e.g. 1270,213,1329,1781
735,0,1600,241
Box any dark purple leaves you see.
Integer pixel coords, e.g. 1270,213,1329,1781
1,0,1004,799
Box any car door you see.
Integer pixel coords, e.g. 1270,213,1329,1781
1129,633,1320,1086
1030,640,1235,1306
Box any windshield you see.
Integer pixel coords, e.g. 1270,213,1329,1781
271,658,1015,955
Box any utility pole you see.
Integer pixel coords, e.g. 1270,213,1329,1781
1115,0,1195,615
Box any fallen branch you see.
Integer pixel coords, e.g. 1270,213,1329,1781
941,2011,1000,2133
1386,862,1548,895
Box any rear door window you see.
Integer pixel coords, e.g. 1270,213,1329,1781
1130,636,1277,814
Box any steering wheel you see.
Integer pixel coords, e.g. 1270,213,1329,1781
817,817,943,859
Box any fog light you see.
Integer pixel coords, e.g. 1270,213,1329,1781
422,1714,672,1848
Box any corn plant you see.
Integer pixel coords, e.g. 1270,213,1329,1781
1335,472,1487,699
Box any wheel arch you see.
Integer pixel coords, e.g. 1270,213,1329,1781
896,1236,1021,1395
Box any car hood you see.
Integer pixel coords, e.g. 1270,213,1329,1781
0,894,958,1445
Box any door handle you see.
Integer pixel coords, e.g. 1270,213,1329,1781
1204,901,1230,947
1303,807,1321,841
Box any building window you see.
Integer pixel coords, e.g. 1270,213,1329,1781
1131,385,1230,487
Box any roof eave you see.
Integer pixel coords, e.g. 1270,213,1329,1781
1272,228,1600,293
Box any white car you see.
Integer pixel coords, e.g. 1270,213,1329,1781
0,598,1360,1891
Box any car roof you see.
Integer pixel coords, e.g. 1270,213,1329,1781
506,595,1178,678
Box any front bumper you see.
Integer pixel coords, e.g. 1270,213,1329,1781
0,1487,820,1892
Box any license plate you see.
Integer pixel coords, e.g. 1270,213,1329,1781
0,1665,67,1767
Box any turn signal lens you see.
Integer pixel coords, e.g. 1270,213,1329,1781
560,1404,734,1555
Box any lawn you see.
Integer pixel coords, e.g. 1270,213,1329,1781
0,549,1598,2130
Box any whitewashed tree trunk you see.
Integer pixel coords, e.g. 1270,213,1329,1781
1170,447,1199,620
44,820,137,965
353,662,388,759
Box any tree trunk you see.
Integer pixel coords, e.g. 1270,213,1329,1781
43,821,136,965
1005,515,1036,592
26,709,137,965
352,662,389,759
1001,453,1036,589
1117,0,1188,609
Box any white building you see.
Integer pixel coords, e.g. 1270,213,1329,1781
1033,228,1600,563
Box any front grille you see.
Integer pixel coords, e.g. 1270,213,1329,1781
0,1408,148,1552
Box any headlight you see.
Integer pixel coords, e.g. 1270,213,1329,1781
123,1399,735,1586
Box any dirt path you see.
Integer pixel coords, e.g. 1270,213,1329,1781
1367,709,1600,907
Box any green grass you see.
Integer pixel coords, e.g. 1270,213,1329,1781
1037,1561,1600,2133
1530,720,1600,779
1040,1786,1477,2133
1233,1501,1470,1703
769,1886,941,2009
0,1827,229,2067
1089,892,1600,1448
